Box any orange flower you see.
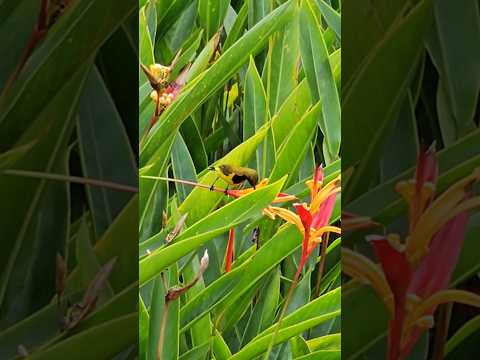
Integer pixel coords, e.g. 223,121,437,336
266,167,341,271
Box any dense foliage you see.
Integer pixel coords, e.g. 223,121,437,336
0,0,137,358
138,0,341,359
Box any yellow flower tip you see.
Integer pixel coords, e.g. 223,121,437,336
311,226,341,241
387,233,405,252
150,90,158,102
267,206,303,231
271,194,297,203
149,63,170,79
415,315,435,329
310,180,340,214
305,178,323,192
263,207,276,220
342,248,394,315
409,289,480,327
405,239,429,265
395,180,415,204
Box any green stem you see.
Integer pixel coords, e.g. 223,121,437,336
3,169,137,193
431,303,452,360
263,257,305,359
314,233,330,297
157,300,169,360
141,175,227,194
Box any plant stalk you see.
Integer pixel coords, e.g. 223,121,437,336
314,233,330,297
431,303,452,360
141,175,228,194
4,169,138,193
263,257,305,359
157,300,169,360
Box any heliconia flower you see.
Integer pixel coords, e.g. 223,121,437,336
224,228,235,273
266,167,341,273
140,51,182,91
344,145,480,360
149,65,189,117
223,169,339,275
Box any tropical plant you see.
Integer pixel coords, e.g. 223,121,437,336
342,0,480,359
138,0,342,359
0,0,137,358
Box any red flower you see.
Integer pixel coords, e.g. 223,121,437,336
344,146,480,360
224,228,235,273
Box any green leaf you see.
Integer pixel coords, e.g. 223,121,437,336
426,0,480,135
171,133,197,202
156,0,193,40
290,336,310,357
343,0,433,200
198,0,230,39
241,269,280,345
94,196,138,291
230,312,340,360
213,329,233,360
155,265,180,360
78,67,136,237
139,295,150,360
180,268,244,332
0,142,35,170
224,2,248,50
445,313,480,355
139,136,175,241
28,313,137,360
244,57,268,172
0,0,39,90
299,0,340,160
264,7,299,114
0,65,90,326
271,79,311,147
294,349,340,360
148,275,165,360
247,0,271,29
73,217,113,301
306,334,341,351
179,341,211,360
182,255,212,346
316,0,340,40
0,0,136,148
139,5,155,85
270,103,318,186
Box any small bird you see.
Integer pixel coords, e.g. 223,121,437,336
208,164,258,192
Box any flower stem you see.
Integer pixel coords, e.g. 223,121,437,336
141,175,227,194
157,300,169,360
314,234,330,297
3,169,138,193
263,258,305,359
431,303,452,360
